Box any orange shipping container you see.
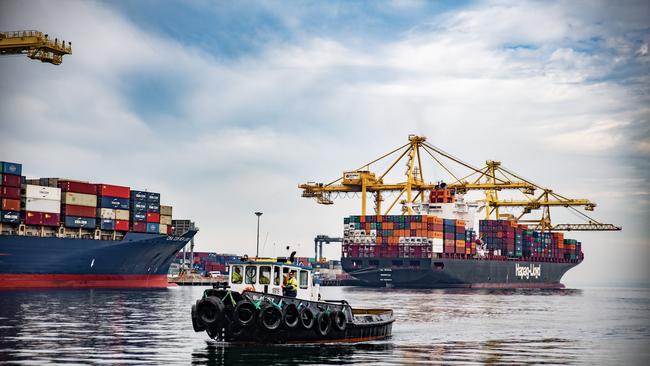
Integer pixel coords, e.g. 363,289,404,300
432,232,443,239
455,240,465,246
456,220,465,226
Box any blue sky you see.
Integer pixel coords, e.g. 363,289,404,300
0,0,648,285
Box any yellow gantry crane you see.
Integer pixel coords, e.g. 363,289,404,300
299,135,621,232
0,30,72,65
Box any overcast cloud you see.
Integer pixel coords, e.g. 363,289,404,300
0,0,648,285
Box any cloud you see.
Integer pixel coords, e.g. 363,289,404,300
1,0,649,284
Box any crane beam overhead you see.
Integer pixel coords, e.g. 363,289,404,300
0,30,72,65
299,134,620,232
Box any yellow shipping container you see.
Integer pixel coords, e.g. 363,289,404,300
62,192,96,207
115,209,130,220
160,205,173,216
160,215,172,225
159,224,168,234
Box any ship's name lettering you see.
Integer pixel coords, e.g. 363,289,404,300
515,263,541,279
166,236,191,242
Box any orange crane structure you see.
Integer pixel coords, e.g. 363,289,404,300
0,30,72,65
300,135,621,232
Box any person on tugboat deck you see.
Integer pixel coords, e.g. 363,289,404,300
232,266,242,284
283,271,298,298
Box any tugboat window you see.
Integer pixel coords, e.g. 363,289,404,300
273,266,281,285
231,265,243,284
299,270,309,289
259,266,271,284
245,266,257,284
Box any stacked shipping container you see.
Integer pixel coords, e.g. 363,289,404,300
97,184,130,231
0,161,175,235
341,215,477,261
342,215,583,262
60,180,98,229
24,184,61,226
0,162,22,224
130,191,172,234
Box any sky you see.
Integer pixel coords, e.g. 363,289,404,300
0,0,648,286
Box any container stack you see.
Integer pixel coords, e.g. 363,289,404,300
130,191,171,234
0,161,22,224
96,184,130,231
342,215,471,260
24,184,61,226
60,181,98,229
59,181,97,229
160,205,173,235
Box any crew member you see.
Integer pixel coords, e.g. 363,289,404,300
283,271,298,298
232,266,242,284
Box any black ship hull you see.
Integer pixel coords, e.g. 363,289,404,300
342,256,580,288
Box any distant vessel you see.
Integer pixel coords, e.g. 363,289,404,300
300,135,620,289
0,160,196,289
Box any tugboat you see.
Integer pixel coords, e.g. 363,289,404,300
191,253,394,343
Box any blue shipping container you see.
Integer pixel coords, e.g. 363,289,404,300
147,192,160,203
130,190,147,201
147,203,160,213
1,161,22,176
98,196,129,210
0,210,20,223
64,216,96,229
131,201,147,211
132,211,146,221
100,219,115,230
146,222,160,233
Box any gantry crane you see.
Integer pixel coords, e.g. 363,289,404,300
0,30,72,65
299,135,621,232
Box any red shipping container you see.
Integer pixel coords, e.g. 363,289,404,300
25,211,43,225
63,204,96,217
2,174,21,187
115,220,129,231
2,198,20,211
166,225,173,235
58,180,97,195
42,213,60,226
1,186,21,199
146,212,160,223
97,184,130,198
132,221,147,232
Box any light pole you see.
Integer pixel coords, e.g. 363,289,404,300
255,212,263,257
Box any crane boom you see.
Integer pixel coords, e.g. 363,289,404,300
0,30,72,65
299,135,621,232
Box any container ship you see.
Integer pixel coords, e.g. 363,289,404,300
300,135,620,289
339,192,583,288
0,160,196,289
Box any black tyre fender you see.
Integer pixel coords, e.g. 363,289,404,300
233,300,257,327
331,310,347,332
315,311,331,337
196,296,225,326
191,303,206,332
227,321,246,340
258,305,283,331
299,307,315,329
282,303,300,329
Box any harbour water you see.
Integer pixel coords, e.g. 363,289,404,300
1,286,648,365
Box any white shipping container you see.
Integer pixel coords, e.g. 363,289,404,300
159,224,168,234
432,245,444,253
115,209,130,220
25,185,62,201
25,198,60,214
430,238,443,246
99,208,116,219
62,192,97,207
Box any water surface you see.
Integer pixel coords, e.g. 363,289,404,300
1,286,648,364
